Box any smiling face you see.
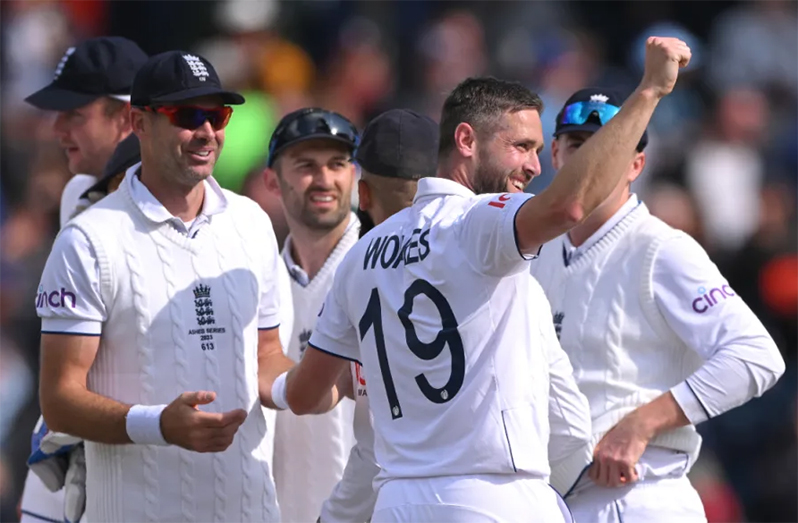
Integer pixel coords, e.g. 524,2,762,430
471,108,544,195
132,95,226,188
52,98,130,176
271,139,355,232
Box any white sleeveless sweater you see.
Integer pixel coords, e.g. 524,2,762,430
68,175,280,522
531,204,704,464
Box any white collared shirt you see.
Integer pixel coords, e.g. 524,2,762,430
309,177,556,484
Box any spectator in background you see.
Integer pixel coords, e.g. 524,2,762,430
683,87,769,254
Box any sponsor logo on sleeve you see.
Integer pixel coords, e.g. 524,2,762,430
35,285,77,309
691,285,736,313
488,193,512,209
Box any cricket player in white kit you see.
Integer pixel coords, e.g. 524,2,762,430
273,37,695,522
20,36,147,523
36,51,302,522
264,107,361,522
530,86,786,522
319,108,441,523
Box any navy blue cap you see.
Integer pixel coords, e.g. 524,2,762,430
555,88,648,151
355,109,439,180
80,133,141,198
25,37,148,111
131,50,245,107
268,108,358,167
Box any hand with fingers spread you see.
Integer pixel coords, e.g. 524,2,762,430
589,412,654,488
638,36,692,99
160,391,248,453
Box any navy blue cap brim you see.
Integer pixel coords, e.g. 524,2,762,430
147,85,245,106
269,134,357,167
25,84,102,111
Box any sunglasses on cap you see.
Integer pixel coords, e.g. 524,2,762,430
268,109,358,167
142,105,233,130
559,101,621,127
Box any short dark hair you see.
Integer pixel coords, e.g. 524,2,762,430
439,77,544,156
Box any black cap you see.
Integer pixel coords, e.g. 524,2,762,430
355,109,439,180
131,50,245,107
554,88,648,151
80,133,141,199
25,37,148,111
268,108,359,167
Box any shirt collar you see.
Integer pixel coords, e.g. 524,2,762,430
282,212,358,287
413,177,475,204
563,193,640,257
124,162,229,226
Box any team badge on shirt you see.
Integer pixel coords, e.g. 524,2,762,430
298,329,312,358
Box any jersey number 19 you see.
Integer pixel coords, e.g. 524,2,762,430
358,278,465,420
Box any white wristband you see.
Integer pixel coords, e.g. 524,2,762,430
271,372,290,410
126,404,169,446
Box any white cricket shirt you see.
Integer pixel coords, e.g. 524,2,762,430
309,177,553,486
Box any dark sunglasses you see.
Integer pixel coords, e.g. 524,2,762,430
559,101,621,126
142,105,233,130
268,108,358,167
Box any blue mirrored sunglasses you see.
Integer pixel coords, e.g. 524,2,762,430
559,101,621,126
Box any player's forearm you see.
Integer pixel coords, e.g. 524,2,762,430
628,391,690,440
40,383,132,444
285,366,342,415
516,88,659,251
258,351,295,409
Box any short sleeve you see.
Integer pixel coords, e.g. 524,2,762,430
307,262,361,363
37,226,105,335
258,216,282,330
458,192,535,277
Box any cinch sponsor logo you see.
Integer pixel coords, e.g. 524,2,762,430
692,285,736,313
35,285,77,309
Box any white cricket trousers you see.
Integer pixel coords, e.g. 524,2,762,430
371,474,572,523
566,475,707,523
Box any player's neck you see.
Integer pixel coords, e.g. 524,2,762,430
438,159,475,193
568,191,629,248
138,166,205,222
288,213,351,281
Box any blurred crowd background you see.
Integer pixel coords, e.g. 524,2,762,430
0,1,796,521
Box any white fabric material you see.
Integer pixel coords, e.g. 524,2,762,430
567,474,706,523
320,362,380,523
59,174,98,228
310,178,555,500
531,201,784,475
125,404,168,446
372,475,568,523
273,215,359,523
270,372,289,410
36,167,282,522
532,276,592,496
561,194,640,266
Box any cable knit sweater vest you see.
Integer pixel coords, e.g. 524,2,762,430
67,175,280,522
273,216,359,523
531,203,704,467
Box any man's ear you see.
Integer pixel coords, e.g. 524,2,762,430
130,108,146,138
628,151,647,184
263,167,282,198
453,122,478,159
358,178,372,211
550,136,562,170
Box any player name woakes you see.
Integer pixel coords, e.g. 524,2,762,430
363,228,431,270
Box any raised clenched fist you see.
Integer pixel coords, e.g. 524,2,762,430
638,36,692,99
